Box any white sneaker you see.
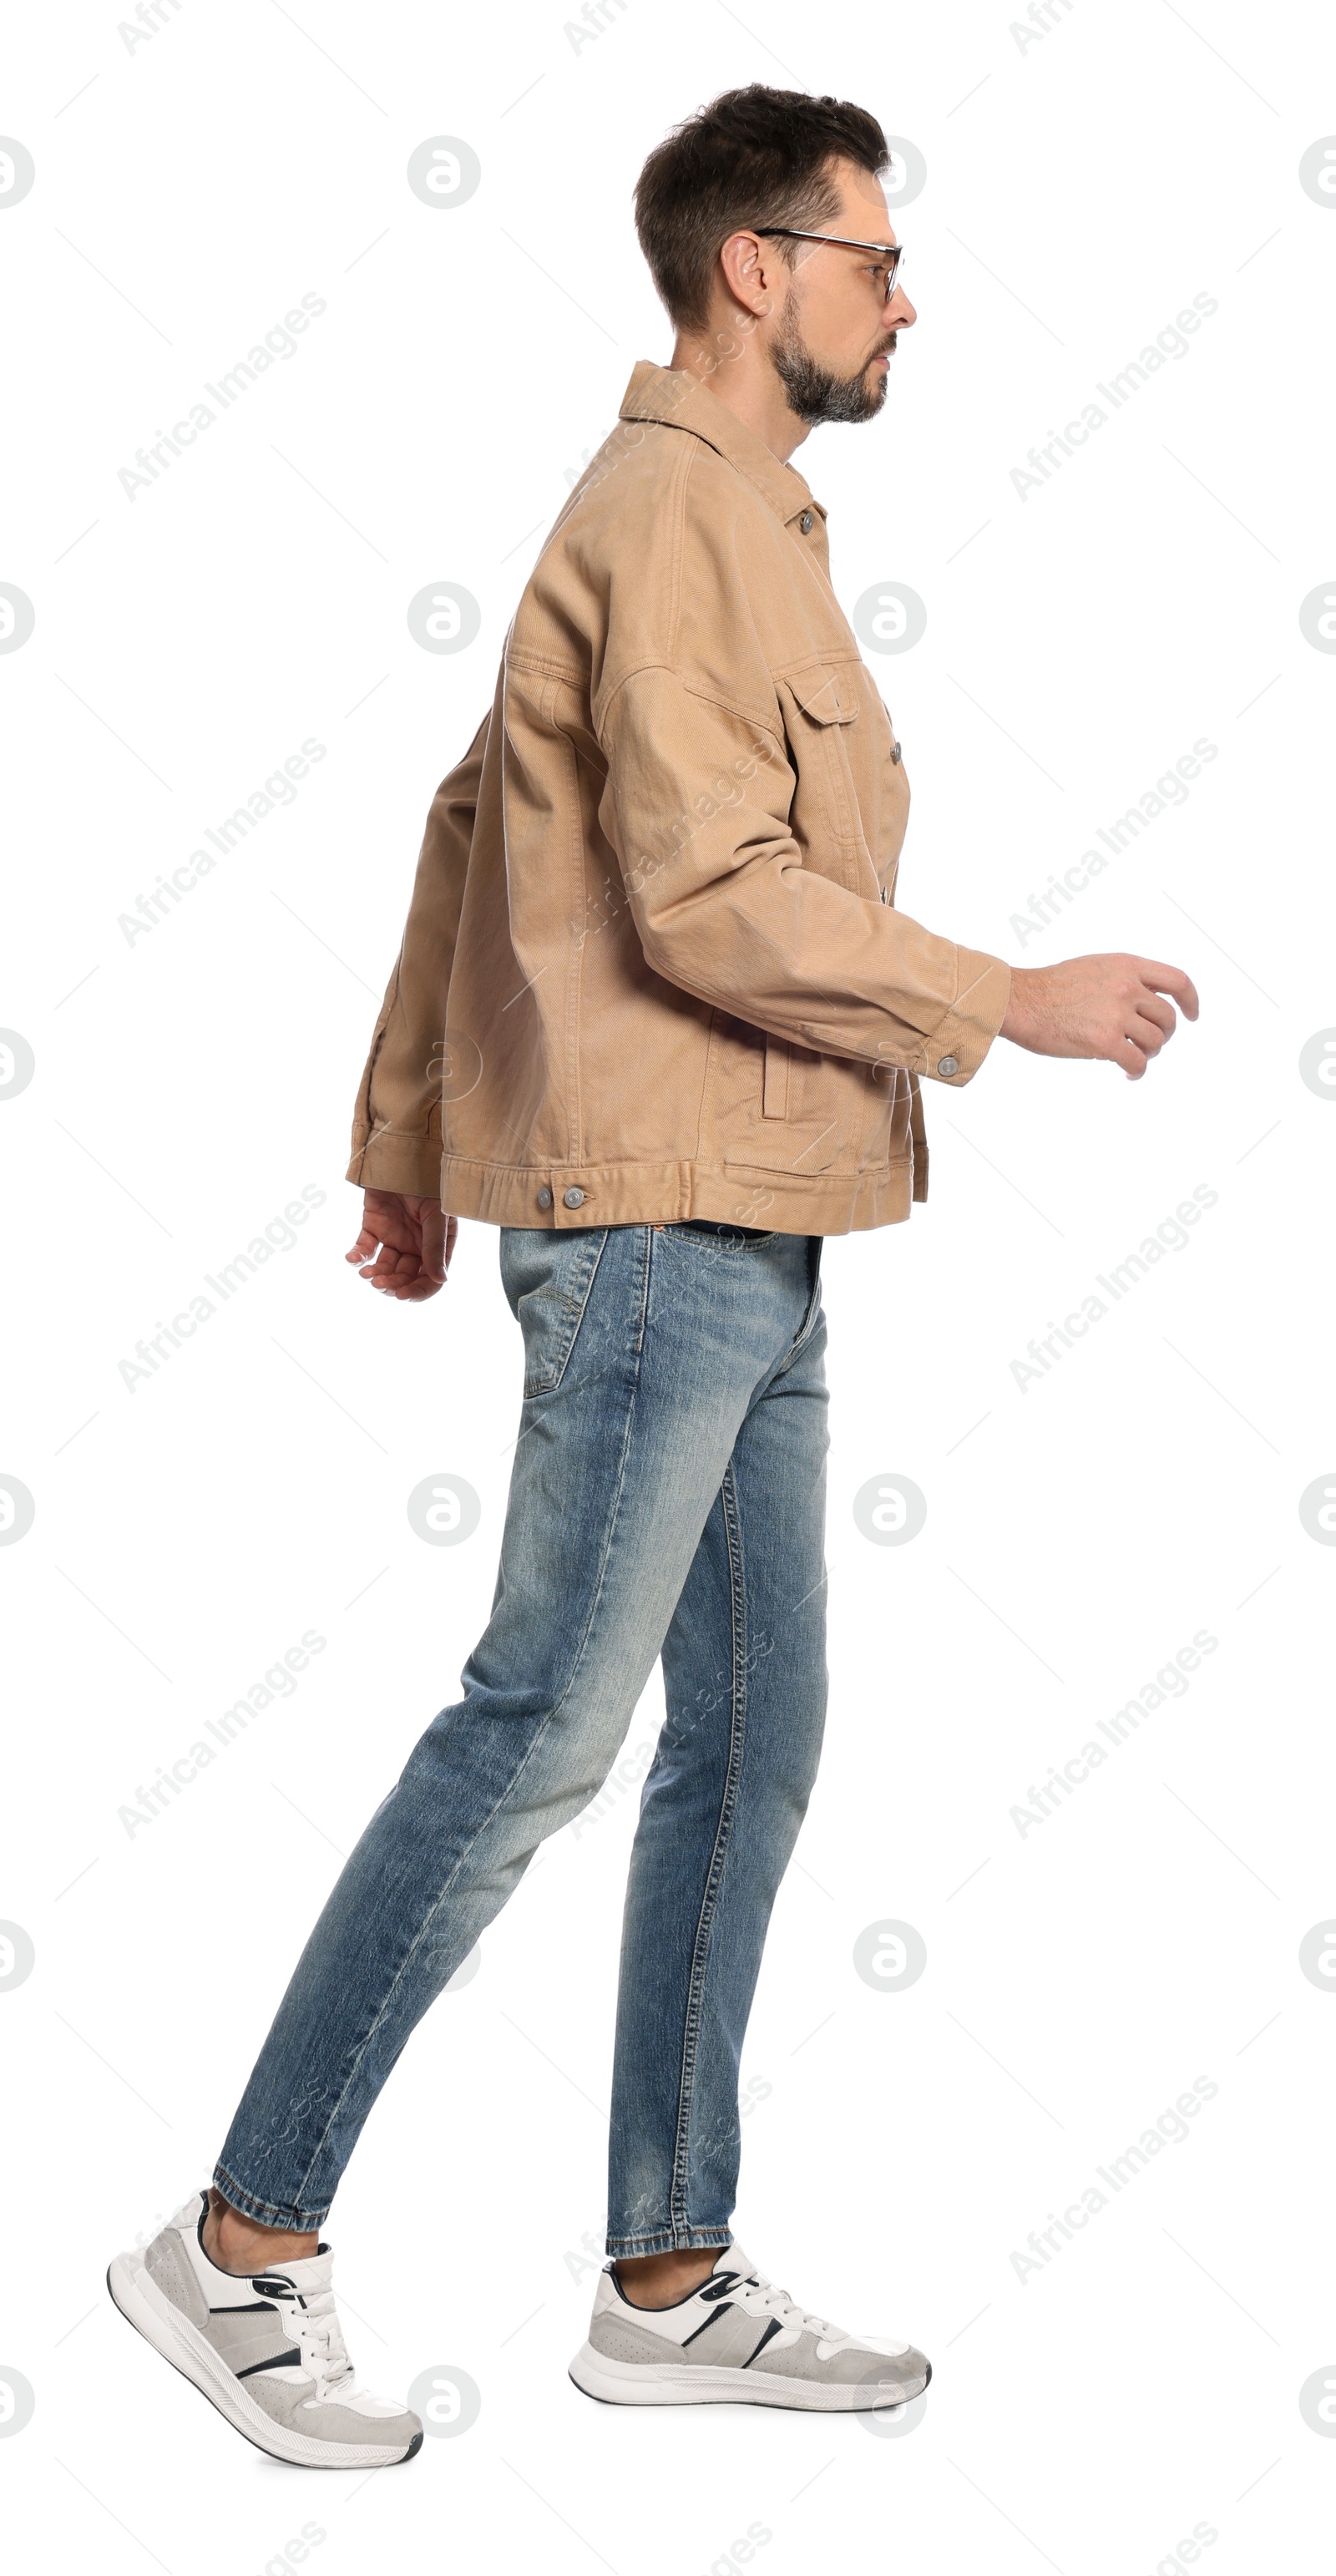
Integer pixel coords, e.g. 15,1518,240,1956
107,2191,423,2468
569,2245,931,2412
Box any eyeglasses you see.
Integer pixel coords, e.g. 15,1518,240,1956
752,226,905,301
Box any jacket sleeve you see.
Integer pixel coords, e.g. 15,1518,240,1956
596,665,1010,1086
347,712,488,1197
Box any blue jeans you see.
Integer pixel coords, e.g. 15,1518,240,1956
215,1219,828,2255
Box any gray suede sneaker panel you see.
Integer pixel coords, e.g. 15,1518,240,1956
245,2376,419,2446
681,2307,773,2368
203,2308,299,2376
144,2229,210,2330
757,2331,929,2391
593,2306,776,2370
589,2314,687,2366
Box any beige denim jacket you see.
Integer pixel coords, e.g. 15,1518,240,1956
348,359,1011,1234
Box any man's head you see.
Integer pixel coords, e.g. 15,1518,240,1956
635,86,916,431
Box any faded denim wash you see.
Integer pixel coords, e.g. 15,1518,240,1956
216,1217,828,2255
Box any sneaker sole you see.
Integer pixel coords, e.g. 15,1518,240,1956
106,2250,423,2469
568,2342,931,2412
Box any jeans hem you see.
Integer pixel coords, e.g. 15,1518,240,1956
211,2162,330,2234
604,2229,733,2259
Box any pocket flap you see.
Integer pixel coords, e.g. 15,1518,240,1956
782,659,859,723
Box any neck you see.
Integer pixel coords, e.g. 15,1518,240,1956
669,331,811,466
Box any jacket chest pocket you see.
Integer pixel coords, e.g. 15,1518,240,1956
775,656,869,885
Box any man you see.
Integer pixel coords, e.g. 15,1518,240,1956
109,86,1197,2462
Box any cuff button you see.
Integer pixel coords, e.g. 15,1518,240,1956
937,1055,959,1078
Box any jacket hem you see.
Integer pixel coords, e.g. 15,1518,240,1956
432,1151,918,1236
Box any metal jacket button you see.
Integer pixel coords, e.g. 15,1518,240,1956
563,1186,585,1208
937,1055,959,1078
799,510,813,534
890,738,902,764
536,1185,554,1209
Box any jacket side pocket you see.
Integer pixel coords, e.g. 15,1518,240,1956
762,1035,791,1118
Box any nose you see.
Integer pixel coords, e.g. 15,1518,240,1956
887,282,917,329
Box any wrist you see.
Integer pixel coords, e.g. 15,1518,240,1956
999,967,1032,1041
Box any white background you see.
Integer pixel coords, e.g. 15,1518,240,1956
3,3,1334,2569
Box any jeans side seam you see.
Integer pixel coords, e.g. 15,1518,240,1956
668,1456,750,2232
281,1232,657,2220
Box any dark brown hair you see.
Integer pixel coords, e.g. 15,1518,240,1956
635,85,888,332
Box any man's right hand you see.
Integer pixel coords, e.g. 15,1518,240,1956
346,1191,456,1301
999,954,1200,1080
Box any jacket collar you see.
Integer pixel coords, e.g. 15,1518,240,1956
619,360,827,530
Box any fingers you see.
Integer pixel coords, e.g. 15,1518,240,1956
384,1216,455,1298
362,1243,422,1293
381,1272,446,1301
1132,959,1200,1020
1131,989,1177,1042
347,1189,427,1285
350,1239,414,1283
349,1217,453,1301
372,1249,447,1300
1116,1012,1169,1073
1125,1000,1175,1060
1111,959,1195,1074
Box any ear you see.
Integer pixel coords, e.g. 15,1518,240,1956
718,227,783,319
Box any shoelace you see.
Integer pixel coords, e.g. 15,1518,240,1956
276,2283,357,2395
727,2270,846,2343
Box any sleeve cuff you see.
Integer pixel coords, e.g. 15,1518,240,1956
921,950,1012,1086
346,1128,443,1199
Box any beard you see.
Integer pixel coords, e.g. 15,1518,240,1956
771,295,894,426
